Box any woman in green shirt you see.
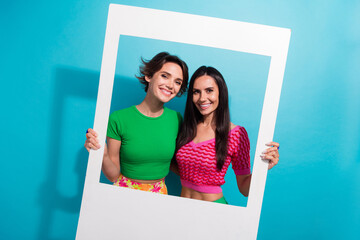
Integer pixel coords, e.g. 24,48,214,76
84,52,189,194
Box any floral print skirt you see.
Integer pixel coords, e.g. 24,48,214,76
113,174,168,195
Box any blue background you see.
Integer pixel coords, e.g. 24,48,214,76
1,1,359,239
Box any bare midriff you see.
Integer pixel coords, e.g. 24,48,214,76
181,186,223,202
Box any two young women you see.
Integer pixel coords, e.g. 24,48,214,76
85,52,279,203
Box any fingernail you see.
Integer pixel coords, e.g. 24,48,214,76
266,142,272,146
262,150,267,154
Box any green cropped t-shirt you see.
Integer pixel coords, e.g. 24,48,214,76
107,106,182,180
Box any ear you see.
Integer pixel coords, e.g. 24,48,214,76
145,75,151,83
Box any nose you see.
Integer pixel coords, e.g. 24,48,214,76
199,92,206,102
166,79,174,89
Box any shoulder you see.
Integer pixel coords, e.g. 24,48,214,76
228,124,250,151
176,111,183,123
229,123,249,138
164,107,182,119
109,106,135,121
230,122,246,131
111,106,135,115
163,106,177,115
163,108,182,130
230,122,237,130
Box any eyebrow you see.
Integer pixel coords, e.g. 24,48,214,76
160,71,183,81
193,87,214,90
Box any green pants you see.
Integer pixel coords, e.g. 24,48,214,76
213,196,228,204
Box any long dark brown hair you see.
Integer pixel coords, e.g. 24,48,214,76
176,66,230,171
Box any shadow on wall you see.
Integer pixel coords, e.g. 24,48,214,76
37,67,99,240
37,66,183,239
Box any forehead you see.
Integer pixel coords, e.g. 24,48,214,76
158,62,183,78
193,75,217,88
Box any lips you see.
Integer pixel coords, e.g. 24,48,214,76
199,103,211,110
160,88,172,96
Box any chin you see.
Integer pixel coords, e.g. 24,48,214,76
197,109,208,115
160,95,175,103
199,108,216,116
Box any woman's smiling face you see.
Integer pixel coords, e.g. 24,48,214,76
192,75,219,118
145,62,184,103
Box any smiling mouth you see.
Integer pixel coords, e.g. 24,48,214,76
160,88,172,96
199,103,211,110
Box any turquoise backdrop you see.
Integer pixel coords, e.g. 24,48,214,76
1,1,359,239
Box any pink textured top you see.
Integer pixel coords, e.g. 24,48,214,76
175,125,251,193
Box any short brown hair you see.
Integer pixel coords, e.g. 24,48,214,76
136,52,189,96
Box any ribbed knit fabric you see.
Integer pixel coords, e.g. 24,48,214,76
176,125,251,193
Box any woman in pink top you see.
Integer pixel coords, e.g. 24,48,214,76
175,66,279,204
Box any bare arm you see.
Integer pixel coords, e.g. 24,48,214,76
236,174,252,197
235,141,280,197
101,137,121,182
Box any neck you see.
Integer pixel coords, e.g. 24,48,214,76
137,93,164,117
201,112,216,128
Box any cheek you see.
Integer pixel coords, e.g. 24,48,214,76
213,93,220,102
209,93,216,102
175,84,182,93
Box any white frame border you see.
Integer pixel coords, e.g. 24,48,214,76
76,4,290,240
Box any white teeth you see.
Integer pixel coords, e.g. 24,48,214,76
200,104,210,109
161,89,171,96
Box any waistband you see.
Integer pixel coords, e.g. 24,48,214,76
181,179,222,194
213,196,228,204
114,174,167,194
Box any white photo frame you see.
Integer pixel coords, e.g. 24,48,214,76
76,4,290,240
